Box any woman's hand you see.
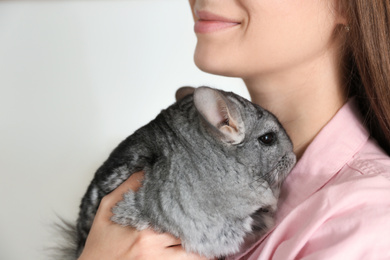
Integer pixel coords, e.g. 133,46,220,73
78,171,208,260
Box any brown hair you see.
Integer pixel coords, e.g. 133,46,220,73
342,0,390,155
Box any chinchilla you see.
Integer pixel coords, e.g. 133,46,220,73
58,86,296,259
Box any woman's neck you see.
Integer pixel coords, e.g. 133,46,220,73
243,47,347,159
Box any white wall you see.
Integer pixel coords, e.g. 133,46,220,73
0,1,248,259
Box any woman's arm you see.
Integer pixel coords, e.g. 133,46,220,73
78,171,208,260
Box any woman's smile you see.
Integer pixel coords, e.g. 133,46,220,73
194,10,241,33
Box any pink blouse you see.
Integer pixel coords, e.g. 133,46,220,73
228,99,390,260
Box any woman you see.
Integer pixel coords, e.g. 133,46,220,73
78,0,390,259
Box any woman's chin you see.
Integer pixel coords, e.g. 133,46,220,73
194,55,241,78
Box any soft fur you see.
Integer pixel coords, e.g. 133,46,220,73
59,87,296,259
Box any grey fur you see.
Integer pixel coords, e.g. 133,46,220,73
60,87,296,259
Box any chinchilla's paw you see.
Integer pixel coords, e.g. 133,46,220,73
111,191,149,229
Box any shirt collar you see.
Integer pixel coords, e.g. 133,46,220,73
276,98,370,220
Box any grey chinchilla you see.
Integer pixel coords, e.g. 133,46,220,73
58,86,296,259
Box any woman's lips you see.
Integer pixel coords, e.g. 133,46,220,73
194,10,241,33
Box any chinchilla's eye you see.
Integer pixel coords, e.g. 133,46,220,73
258,132,277,146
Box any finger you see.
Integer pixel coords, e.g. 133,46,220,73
136,229,182,248
97,171,145,218
175,86,195,101
113,171,145,194
126,229,183,259
167,245,210,260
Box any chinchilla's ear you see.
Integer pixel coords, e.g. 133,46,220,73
175,86,195,101
194,87,245,144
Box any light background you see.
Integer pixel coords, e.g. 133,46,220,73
0,1,249,259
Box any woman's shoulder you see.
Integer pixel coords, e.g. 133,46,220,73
324,137,390,206
234,139,390,260
296,143,390,259
339,136,390,185
272,139,390,259
238,138,390,260
347,137,390,177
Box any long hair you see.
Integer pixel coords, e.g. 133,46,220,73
342,0,390,155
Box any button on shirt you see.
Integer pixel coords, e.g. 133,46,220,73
228,99,390,260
